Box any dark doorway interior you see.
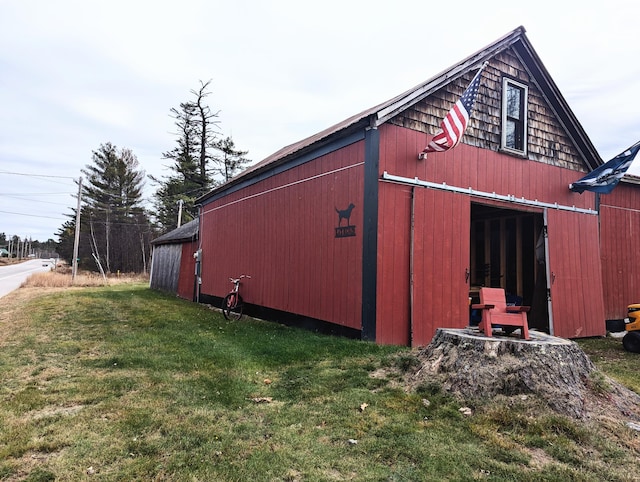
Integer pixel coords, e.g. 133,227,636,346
470,203,549,332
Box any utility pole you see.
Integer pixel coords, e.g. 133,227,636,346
177,199,184,228
72,177,83,282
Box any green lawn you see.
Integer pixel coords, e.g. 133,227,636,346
0,283,638,481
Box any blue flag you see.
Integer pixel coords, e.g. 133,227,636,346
569,141,640,194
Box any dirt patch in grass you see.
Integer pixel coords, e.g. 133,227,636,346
582,377,640,420
0,288,62,343
4,451,62,482
27,404,86,421
525,447,555,469
0,286,61,306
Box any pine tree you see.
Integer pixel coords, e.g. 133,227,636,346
55,217,76,264
152,81,252,232
192,80,221,186
215,136,251,182
78,143,151,273
152,81,221,232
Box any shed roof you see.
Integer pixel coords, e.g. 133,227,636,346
151,218,199,245
622,174,640,186
198,26,602,204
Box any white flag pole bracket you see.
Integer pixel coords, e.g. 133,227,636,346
418,152,427,160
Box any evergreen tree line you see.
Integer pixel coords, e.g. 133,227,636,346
56,81,250,274
0,233,57,259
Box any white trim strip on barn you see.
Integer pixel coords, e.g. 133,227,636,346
201,162,365,215
381,171,598,215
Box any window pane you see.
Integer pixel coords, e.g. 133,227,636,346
506,120,516,148
503,80,526,152
507,85,521,120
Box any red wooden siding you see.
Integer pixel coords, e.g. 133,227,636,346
599,182,640,319
378,123,596,213
177,241,198,300
376,181,412,345
411,188,470,346
377,122,604,342
199,142,365,330
546,209,605,338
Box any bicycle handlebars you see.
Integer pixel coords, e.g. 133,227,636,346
229,275,251,283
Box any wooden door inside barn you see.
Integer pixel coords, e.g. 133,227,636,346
412,188,470,346
545,209,605,338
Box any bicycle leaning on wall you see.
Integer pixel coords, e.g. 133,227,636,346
222,275,251,320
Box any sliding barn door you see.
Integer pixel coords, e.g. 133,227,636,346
412,188,471,346
545,209,605,338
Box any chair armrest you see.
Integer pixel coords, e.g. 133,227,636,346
506,306,531,313
472,304,494,310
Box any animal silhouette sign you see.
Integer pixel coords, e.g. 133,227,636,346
335,203,356,238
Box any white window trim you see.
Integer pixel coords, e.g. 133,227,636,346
501,77,528,156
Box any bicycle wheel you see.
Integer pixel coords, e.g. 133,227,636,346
222,293,243,320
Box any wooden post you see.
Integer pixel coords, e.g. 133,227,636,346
72,177,82,282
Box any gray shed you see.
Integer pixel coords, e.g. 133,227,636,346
149,219,199,296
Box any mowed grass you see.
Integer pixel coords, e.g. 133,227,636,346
0,283,638,481
577,336,640,394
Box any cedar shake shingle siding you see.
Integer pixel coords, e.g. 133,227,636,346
389,51,586,172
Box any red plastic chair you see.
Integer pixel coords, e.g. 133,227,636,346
472,287,530,340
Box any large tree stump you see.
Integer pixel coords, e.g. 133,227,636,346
412,328,598,418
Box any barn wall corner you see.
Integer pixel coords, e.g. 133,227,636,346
361,126,379,341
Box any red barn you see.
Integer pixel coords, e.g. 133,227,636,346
599,177,640,324
194,26,607,346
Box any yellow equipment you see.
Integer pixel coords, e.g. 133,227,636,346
623,304,640,353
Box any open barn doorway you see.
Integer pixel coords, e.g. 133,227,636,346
470,203,549,332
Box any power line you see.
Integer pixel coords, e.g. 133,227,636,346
84,219,156,228
0,194,71,207
0,191,72,195
0,170,76,180
0,209,67,220
0,209,155,228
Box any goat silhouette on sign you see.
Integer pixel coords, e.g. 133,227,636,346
335,203,355,226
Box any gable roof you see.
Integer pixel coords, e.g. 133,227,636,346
199,26,601,203
151,218,199,245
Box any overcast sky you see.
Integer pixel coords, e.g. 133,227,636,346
1,0,639,242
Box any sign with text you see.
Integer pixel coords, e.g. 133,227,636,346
335,203,356,238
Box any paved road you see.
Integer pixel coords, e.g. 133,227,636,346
0,259,54,298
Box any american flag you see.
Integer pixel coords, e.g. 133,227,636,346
421,63,486,154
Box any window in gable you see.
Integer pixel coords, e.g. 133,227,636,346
501,78,528,155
